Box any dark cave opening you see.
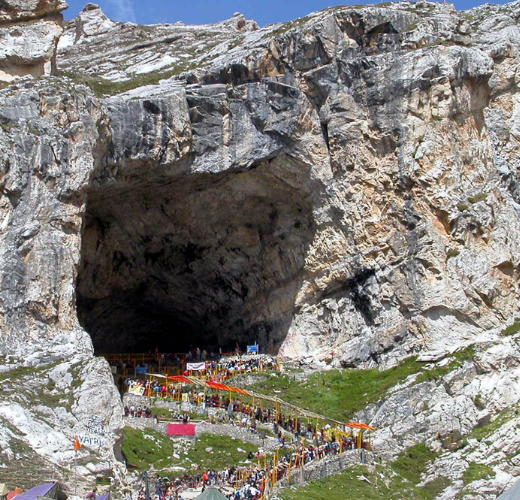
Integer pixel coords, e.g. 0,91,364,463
76,158,314,355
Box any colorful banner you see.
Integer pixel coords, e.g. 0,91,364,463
128,385,145,396
186,362,206,371
247,345,259,353
167,424,196,436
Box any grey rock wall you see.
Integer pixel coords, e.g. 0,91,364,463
3,0,520,367
0,0,66,81
1,1,520,491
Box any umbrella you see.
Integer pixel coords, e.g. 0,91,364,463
194,487,228,500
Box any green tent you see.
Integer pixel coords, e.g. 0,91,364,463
194,487,228,500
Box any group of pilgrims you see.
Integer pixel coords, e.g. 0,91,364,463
113,352,371,499
132,438,358,500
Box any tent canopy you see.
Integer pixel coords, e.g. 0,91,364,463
13,482,65,500
14,483,58,500
0,484,9,496
194,488,228,500
497,478,520,500
6,488,23,500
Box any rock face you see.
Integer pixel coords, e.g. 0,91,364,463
55,1,520,367
359,338,520,499
1,0,520,491
0,77,124,491
0,0,66,82
3,0,520,363
0,1,67,23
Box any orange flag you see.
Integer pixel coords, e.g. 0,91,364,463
74,437,82,451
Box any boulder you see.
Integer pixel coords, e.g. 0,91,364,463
0,0,65,81
0,18,63,81
0,0,68,24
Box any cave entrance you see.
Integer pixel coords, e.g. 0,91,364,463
76,157,314,355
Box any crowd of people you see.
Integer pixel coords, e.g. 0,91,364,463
124,405,157,419
122,381,370,451
214,356,277,379
109,349,278,381
121,390,366,499
129,432,358,500
114,351,368,499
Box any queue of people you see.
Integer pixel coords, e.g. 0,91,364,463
109,350,278,382
130,429,359,500
122,380,371,451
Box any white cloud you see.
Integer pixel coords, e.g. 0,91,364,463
105,0,137,23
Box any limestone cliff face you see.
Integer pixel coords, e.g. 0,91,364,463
0,0,66,82
2,1,520,364
1,0,520,488
56,1,520,367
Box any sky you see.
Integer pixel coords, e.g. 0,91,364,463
63,0,512,26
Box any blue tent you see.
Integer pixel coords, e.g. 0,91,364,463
13,483,63,500
497,478,520,500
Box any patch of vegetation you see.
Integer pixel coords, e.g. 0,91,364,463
250,346,479,421
0,361,73,409
228,37,244,50
122,428,258,475
250,356,423,421
27,126,41,136
56,60,203,97
446,248,460,260
502,318,520,337
0,365,38,382
262,16,311,40
280,465,391,500
390,443,437,484
457,203,469,212
415,345,476,384
462,462,494,485
468,192,488,204
280,457,449,500
122,427,174,470
30,387,74,410
0,121,16,132
160,433,258,474
465,405,518,444
150,407,172,418
422,477,452,499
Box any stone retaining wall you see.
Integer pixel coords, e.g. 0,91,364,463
275,450,374,493
122,415,280,450
123,416,167,433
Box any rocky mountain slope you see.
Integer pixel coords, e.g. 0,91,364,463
53,1,520,367
0,0,520,496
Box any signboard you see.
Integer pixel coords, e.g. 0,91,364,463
79,434,105,448
96,477,112,486
167,424,196,436
86,416,106,436
128,385,145,396
186,362,206,371
247,345,259,354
